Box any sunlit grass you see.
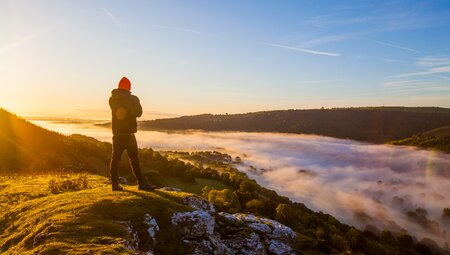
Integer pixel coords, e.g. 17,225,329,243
0,174,194,255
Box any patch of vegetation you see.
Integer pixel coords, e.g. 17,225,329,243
165,177,233,195
48,174,90,194
390,126,450,153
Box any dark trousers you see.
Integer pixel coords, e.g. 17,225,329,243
110,134,144,184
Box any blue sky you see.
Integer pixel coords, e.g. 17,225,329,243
1,0,449,118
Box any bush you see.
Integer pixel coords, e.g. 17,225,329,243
245,199,264,215
48,174,89,194
239,180,259,194
206,188,241,213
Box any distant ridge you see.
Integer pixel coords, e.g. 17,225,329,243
138,107,450,143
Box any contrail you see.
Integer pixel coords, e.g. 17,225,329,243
264,43,341,57
100,8,121,27
366,38,420,53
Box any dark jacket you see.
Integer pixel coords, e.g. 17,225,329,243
109,89,142,135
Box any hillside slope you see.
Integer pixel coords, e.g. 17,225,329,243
0,108,111,173
390,126,450,153
138,107,450,143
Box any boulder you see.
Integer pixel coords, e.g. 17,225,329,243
171,210,298,254
182,235,232,255
143,213,159,241
218,213,296,242
222,232,266,255
266,239,295,255
182,196,216,213
171,210,215,239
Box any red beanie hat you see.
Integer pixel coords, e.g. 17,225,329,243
118,77,131,91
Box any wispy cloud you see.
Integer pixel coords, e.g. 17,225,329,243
383,80,429,88
0,28,53,55
365,38,420,53
390,55,450,81
100,8,121,27
297,79,351,84
151,25,202,34
300,33,354,48
395,65,450,78
264,43,341,57
305,14,374,29
417,56,450,67
383,55,450,95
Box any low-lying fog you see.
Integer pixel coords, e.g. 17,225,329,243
32,118,450,246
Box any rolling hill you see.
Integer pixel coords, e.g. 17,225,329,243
138,107,450,143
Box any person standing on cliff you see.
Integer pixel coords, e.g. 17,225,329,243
109,77,155,191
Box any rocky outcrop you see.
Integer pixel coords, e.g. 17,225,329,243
119,213,160,255
172,210,215,239
118,195,297,254
182,195,216,213
171,196,298,255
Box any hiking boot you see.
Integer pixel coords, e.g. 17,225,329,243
112,183,124,191
138,182,157,191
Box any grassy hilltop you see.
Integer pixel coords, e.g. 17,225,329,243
0,174,192,255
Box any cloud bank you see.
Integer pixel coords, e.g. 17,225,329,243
136,130,450,246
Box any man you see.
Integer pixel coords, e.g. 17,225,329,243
109,77,155,191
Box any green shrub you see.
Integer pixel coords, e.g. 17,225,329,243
205,188,241,213
245,199,264,215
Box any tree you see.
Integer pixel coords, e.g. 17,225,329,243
207,189,241,213
245,199,264,215
239,180,259,194
380,230,397,247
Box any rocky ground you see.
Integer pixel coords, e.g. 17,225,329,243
123,188,298,255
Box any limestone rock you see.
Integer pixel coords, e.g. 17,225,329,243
182,196,216,213
172,210,298,254
143,213,159,241
171,210,215,238
218,212,296,242
267,239,295,255
222,232,266,255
